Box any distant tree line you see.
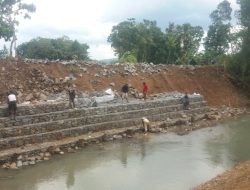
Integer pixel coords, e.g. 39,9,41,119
108,0,233,65
16,36,89,61
108,19,204,64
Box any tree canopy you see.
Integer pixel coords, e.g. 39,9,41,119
0,0,36,57
16,36,90,61
204,0,232,58
0,0,36,41
108,19,204,64
227,0,250,91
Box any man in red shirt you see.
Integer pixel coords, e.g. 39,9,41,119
142,82,148,101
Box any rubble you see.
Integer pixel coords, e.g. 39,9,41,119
0,58,248,108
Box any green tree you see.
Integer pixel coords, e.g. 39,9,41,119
108,19,204,64
119,51,137,63
204,0,232,59
71,40,89,60
180,23,204,64
108,18,138,59
229,30,243,54
0,0,36,56
136,20,166,63
227,0,250,91
165,23,204,64
16,36,89,61
165,23,181,64
108,18,166,64
0,45,9,58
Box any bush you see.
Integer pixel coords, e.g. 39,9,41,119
119,51,137,63
227,52,250,91
0,45,9,58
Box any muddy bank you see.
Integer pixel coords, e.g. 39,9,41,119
194,160,250,190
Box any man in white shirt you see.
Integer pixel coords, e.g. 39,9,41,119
7,90,17,120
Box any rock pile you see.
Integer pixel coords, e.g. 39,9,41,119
0,131,132,169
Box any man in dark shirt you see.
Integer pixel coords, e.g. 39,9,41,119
121,83,129,103
68,85,76,109
182,92,190,110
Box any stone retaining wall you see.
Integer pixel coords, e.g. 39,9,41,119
0,95,207,151
0,94,212,166
0,96,203,127
0,102,68,117
0,95,203,117
0,101,206,137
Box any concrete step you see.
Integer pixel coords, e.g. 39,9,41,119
0,107,208,150
0,96,204,127
0,101,207,138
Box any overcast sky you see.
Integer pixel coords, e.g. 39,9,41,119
1,0,239,60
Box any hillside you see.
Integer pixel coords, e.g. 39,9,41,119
0,59,249,107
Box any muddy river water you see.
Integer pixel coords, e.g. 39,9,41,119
0,115,250,190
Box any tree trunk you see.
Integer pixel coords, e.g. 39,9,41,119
10,34,17,57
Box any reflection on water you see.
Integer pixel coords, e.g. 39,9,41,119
0,115,250,190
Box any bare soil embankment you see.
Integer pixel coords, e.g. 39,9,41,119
0,59,249,107
194,160,250,190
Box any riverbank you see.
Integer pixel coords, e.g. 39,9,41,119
1,100,250,190
194,160,250,190
193,112,250,190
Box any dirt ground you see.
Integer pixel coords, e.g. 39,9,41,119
0,59,249,107
0,59,250,188
194,160,250,190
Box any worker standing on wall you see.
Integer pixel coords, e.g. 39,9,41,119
142,82,149,101
121,83,129,103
